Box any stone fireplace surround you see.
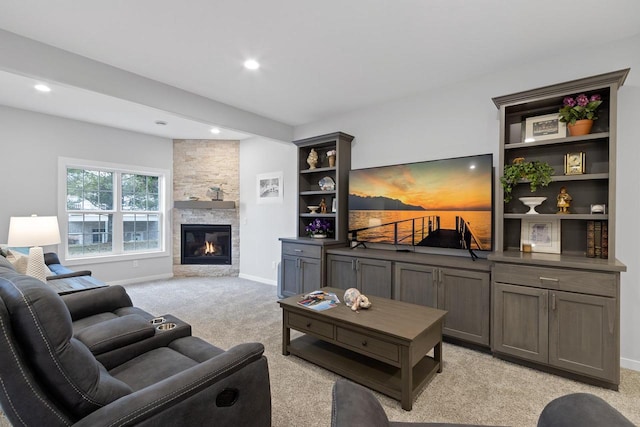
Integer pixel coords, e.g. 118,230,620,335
173,140,240,277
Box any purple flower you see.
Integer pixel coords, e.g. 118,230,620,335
305,218,332,235
563,96,576,107
576,94,589,107
590,94,601,102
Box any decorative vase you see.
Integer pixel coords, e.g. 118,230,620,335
519,196,547,214
307,148,318,169
328,155,336,167
568,119,593,137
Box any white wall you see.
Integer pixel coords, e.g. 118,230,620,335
238,136,297,284
294,34,640,370
0,106,174,283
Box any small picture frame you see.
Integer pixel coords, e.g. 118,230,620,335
256,171,283,204
564,152,585,175
524,113,566,142
331,198,337,213
520,218,561,254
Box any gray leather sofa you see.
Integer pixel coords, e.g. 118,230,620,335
0,256,271,426
331,379,634,427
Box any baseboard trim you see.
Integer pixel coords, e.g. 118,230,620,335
239,273,276,286
108,273,174,286
621,357,640,372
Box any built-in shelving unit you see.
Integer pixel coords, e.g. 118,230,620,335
489,69,629,389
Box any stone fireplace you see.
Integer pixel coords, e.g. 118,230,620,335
173,139,239,277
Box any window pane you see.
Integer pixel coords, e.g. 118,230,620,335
67,168,113,211
123,213,160,252
121,173,160,212
67,213,113,256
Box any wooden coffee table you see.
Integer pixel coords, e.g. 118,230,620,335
279,287,447,410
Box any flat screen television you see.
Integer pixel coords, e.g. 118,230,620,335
348,154,493,254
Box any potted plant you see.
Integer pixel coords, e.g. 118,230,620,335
558,93,602,136
500,158,554,203
305,218,333,238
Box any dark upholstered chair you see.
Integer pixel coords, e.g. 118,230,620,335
331,379,634,427
0,256,272,426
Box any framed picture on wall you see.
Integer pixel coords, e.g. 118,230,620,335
257,171,283,204
520,217,561,254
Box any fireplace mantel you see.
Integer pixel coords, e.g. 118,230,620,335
174,200,236,209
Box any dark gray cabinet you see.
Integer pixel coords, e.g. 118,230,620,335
492,263,619,387
327,248,491,347
280,239,342,298
394,262,490,346
326,254,392,298
490,70,628,389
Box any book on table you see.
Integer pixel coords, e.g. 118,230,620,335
297,290,341,311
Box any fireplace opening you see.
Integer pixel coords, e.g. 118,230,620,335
181,224,231,265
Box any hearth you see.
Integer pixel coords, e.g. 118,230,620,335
181,224,231,265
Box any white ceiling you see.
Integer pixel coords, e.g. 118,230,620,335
1,0,639,140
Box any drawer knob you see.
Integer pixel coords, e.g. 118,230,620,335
361,340,367,347
306,322,312,328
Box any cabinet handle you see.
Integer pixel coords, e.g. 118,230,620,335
306,322,312,328
294,249,303,253
551,293,556,311
539,276,559,283
361,340,367,347
355,259,360,271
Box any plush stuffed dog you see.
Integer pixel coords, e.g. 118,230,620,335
343,288,372,312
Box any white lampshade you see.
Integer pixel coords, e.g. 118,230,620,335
8,215,61,247
7,215,61,282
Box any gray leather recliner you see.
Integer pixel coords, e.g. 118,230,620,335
0,256,271,426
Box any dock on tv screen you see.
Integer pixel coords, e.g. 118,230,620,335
348,154,493,251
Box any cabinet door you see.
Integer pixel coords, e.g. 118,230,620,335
492,282,548,363
326,254,357,290
281,255,300,297
356,258,392,298
394,262,437,308
549,291,617,382
440,268,490,345
299,257,322,294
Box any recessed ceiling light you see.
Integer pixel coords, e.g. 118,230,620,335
155,120,167,126
243,59,260,70
210,128,221,134
34,84,51,92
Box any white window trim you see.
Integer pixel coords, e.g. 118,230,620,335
58,157,171,265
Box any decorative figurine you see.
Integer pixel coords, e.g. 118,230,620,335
307,148,318,169
557,186,572,214
319,197,327,214
344,288,372,312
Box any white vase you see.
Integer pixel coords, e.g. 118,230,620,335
312,234,327,239
519,196,547,214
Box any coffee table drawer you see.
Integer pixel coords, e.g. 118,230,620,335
288,312,334,339
336,327,399,363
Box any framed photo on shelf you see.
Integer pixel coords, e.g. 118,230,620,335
520,217,561,254
331,198,337,213
256,171,283,204
564,152,585,175
524,113,566,142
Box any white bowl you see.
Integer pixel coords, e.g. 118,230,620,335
519,196,547,214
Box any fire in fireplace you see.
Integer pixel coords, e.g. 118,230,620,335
181,224,231,265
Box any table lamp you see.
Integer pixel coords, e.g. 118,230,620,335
7,215,61,282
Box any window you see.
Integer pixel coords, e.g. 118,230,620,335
60,158,168,260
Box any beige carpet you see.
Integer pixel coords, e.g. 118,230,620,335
2,276,639,426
